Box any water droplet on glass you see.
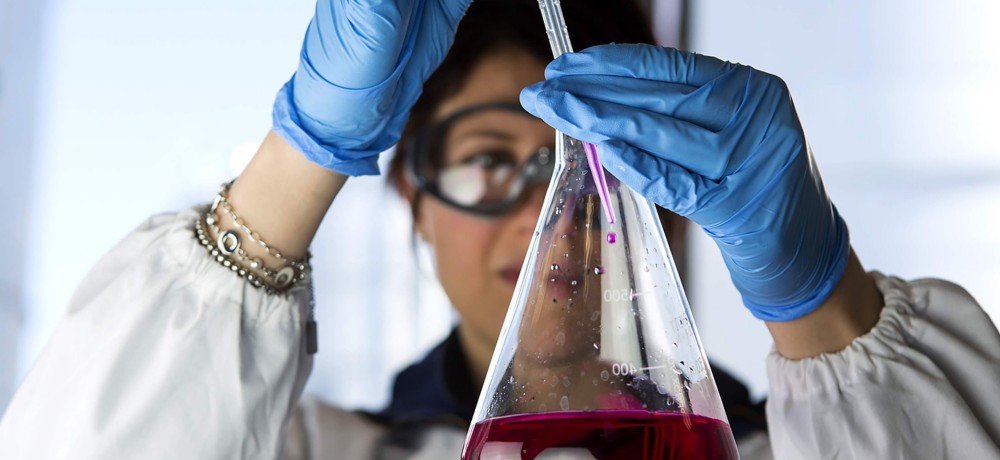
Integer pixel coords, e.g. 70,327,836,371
600,370,610,381
551,264,560,271
560,396,570,411
570,280,578,286
594,266,605,275
560,234,567,239
590,311,600,321
562,377,571,388
644,265,650,272
606,232,617,244
672,342,678,348
509,376,514,384
550,278,556,283
555,332,566,346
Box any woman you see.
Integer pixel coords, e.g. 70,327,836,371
1,0,998,459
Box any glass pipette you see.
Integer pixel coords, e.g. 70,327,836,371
537,0,616,224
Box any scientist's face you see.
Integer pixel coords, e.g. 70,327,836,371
412,48,690,357
414,49,553,348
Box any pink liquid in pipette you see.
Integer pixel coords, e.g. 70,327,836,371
584,142,615,224
463,410,739,460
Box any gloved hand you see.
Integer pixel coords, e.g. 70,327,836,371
273,0,472,176
520,44,850,322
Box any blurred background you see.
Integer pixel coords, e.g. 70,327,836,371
1,0,998,415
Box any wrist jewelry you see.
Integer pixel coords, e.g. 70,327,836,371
195,182,311,291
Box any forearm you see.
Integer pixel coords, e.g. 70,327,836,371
765,248,883,359
222,131,347,262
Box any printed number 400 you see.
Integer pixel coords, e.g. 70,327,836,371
611,362,637,376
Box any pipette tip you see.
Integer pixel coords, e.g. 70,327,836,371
583,142,616,224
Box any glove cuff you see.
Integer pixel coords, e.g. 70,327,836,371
742,211,851,322
271,81,382,177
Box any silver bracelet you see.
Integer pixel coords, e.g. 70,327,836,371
212,182,298,265
196,182,311,290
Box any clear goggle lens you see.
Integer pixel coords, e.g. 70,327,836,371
408,102,556,216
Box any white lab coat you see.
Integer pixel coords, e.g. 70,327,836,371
1,206,998,459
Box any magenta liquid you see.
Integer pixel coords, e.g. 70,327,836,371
463,410,738,460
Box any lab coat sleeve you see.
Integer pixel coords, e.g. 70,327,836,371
0,206,314,459
766,273,1000,459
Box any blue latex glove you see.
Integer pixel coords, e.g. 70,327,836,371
273,0,472,176
520,44,850,322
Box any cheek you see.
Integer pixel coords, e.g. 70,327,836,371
422,202,497,299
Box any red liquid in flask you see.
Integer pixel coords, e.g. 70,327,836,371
463,410,738,460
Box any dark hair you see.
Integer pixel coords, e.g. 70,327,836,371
386,0,657,207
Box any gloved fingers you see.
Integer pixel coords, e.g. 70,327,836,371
522,89,733,181
307,0,415,89
544,44,740,88
595,141,705,217
522,72,748,133
408,0,474,80
389,0,474,134
436,0,475,26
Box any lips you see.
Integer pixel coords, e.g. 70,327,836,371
500,260,524,285
546,269,584,300
498,261,584,301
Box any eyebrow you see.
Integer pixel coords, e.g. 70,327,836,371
453,129,516,143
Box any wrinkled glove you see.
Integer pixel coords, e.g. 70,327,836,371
520,44,849,322
273,0,472,176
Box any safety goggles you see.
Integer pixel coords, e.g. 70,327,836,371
406,102,557,217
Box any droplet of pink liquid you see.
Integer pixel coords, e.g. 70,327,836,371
606,232,617,244
594,266,605,275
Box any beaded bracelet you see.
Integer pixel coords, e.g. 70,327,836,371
195,182,311,291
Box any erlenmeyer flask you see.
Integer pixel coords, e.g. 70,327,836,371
461,133,740,460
